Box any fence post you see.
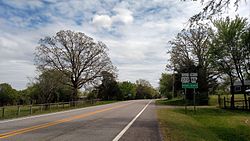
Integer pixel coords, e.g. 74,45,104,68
30,105,32,115
224,97,226,109
17,106,20,117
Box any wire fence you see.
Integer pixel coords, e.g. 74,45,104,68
0,99,99,120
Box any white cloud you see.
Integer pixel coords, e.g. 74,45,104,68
92,15,112,28
112,7,134,24
92,7,134,29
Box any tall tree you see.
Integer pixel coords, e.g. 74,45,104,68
209,16,250,108
168,24,217,104
35,30,115,100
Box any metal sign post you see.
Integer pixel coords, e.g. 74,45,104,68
184,88,187,114
191,73,197,114
193,88,196,113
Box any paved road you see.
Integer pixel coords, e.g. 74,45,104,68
0,100,162,141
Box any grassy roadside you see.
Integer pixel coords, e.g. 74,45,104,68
157,108,250,141
156,98,186,106
0,100,117,120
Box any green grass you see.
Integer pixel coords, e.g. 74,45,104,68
156,98,199,106
157,108,250,141
0,100,117,120
156,98,186,106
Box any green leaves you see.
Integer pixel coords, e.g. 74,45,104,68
210,16,250,80
0,83,18,106
118,81,136,100
159,73,173,99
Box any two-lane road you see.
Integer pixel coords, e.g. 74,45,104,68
0,100,162,141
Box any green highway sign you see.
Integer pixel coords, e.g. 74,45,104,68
182,83,198,89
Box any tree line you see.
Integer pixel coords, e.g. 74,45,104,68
0,30,159,106
0,77,159,106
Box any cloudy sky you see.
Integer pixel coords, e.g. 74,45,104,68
0,0,249,90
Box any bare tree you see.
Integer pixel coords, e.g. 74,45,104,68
35,30,115,100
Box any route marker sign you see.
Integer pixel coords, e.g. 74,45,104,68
181,73,198,89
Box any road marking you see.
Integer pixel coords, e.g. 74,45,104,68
0,101,126,124
0,102,133,139
112,100,152,141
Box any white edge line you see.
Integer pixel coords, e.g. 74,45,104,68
0,101,130,124
112,100,152,141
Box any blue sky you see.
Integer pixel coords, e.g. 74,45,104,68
0,0,249,90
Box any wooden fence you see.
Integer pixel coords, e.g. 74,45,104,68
221,97,250,110
0,99,99,119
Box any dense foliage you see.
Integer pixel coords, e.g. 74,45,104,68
0,77,159,106
159,73,173,99
94,77,159,101
0,83,18,106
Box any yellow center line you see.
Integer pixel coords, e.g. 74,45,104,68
0,102,132,139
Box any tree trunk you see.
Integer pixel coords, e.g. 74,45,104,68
73,87,78,101
71,86,78,106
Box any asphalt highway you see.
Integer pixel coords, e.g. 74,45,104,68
0,100,162,141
